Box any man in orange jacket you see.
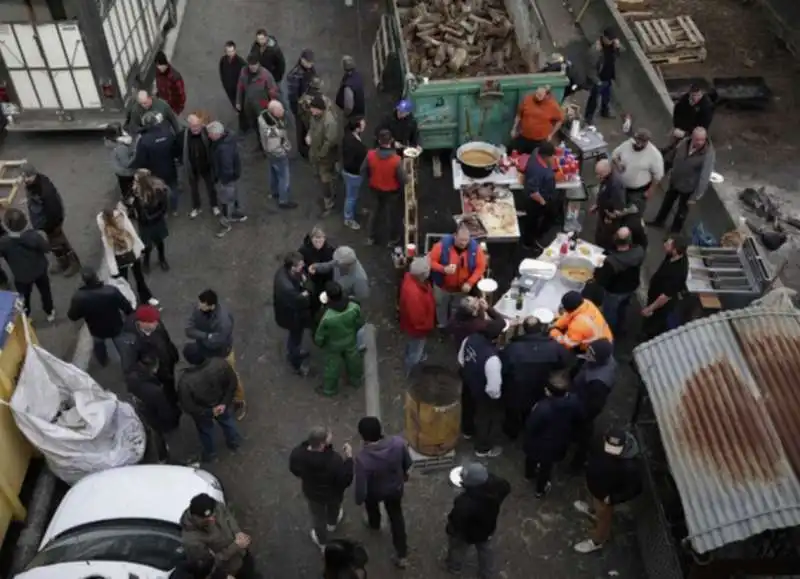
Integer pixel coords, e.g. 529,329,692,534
427,223,487,328
550,291,613,351
398,257,436,377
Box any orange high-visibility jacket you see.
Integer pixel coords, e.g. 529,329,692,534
549,299,613,350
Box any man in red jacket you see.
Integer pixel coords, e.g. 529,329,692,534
398,257,436,377
154,51,186,115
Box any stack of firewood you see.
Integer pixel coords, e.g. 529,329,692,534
397,0,529,79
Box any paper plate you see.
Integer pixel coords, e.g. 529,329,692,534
449,466,464,487
710,172,724,184
477,278,499,294
533,307,555,324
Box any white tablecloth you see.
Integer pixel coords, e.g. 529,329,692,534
452,158,583,191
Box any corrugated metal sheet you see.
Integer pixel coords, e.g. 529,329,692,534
633,306,800,554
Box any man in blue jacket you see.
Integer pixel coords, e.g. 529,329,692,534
207,121,244,238
521,142,558,250
131,111,182,214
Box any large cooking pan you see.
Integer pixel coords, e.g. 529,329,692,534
456,141,502,179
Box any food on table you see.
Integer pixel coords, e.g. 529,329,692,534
560,265,594,284
577,245,592,257
462,184,500,213
543,247,555,258
478,200,518,236
456,214,487,238
460,149,499,167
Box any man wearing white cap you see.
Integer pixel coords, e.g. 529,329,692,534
573,428,642,553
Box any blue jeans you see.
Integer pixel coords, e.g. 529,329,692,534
404,337,427,376
194,407,241,459
166,180,181,212
602,291,632,334
584,80,612,122
92,335,125,366
269,156,291,203
342,170,362,221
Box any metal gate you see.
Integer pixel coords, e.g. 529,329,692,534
0,21,102,110
101,0,161,99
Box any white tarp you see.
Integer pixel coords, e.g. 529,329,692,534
10,320,146,484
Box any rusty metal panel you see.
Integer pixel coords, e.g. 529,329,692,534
633,308,800,554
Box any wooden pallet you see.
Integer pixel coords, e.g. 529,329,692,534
648,48,707,65
0,160,27,207
634,16,705,54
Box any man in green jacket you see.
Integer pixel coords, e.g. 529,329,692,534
315,281,364,396
307,95,342,215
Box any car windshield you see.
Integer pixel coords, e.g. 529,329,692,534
26,519,184,572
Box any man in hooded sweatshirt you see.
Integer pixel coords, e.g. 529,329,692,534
593,226,645,334
314,281,364,396
354,416,412,569
573,428,642,553
445,463,511,578
21,164,80,277
289,426,354,549
249,28,286,87
569,338,617,471
523,373,582,498
310,245,370,303
180,493,257,578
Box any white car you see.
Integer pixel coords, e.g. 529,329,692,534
14,464,225,579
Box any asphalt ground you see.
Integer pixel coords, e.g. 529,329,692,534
5,0,764,577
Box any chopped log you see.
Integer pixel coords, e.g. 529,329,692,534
448,47,469,71
434,44,448,67
441,25,464,36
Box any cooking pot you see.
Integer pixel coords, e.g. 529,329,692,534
456,141,502,179
557,255,596,290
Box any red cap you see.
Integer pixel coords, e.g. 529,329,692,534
135,304,160,324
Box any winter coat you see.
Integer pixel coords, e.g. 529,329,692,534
298,234,336,294
398,273,435,338
180,502,245,575
447,309,506,346
219,54,246,105
257,109,291,158
273,265,312,331
185,303,235,359
586,434,642,505
309,107,342,165
68,280,133,339
376,111,419,148
119,315,180,383
236,66,278,119
500,332,573,413
313,260,370,303
210,131,242,184
286,61,316,113
354,435,411,504
25,174,64,233
523,394,582,463
178,127,214,178
125,365,179,432
0,231,50,283
289,440,354,503
97,209,146,278
155,65,186,114
126,97,181,135
446,473,511,544
315,298,363,352
594,245,645,295
672,92,714,133
177,357,238,418
249,37,286,82
132,123,180,184
110,141,136,177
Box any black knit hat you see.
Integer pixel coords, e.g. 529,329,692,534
189,493,216,518
358,416,382,442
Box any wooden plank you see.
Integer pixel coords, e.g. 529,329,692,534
677,14,705,46
634,21,655,52
0,160,26,207
648,47,707,65
659,18,676,46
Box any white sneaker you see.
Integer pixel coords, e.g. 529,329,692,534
147,298,160,307
326,524,337,533
344,219,361,230
574,538,603,554
189,208,201,219
310,529,324,552
573,500,597,520
46,310,56,323
336,507,344,524
212,206,221,216
475,446,502,458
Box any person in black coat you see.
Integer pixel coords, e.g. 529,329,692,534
68,267,134,366
298,227,336,318
0,208,54,320
120,304,181,409
664,85,715,170
289,426,354,548
323,539,368,579
523,375,582,498
132,169,170,272
249,28,286,84
500,317,573,439
126,352,180,453
445,463,510,577
219,41,247,129
573,429,642,554
169,554,229,579
131,112,182,213
274,251,313,375
21,163,80,277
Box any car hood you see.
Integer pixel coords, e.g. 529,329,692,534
40,465,225,547
14,560,166,579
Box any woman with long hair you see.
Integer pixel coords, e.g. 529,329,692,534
97,203,158,306
132,169,170,272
